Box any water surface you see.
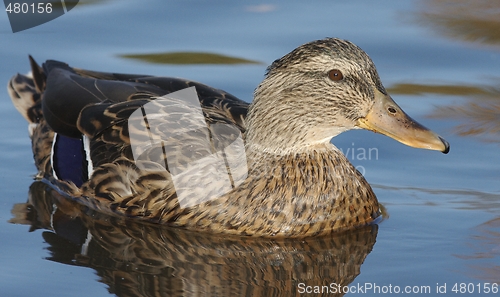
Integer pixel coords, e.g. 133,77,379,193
0,0,499,296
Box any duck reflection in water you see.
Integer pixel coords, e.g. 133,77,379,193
11,181,378,297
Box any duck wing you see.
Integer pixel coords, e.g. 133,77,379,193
12,57,250,192
37,59,249,139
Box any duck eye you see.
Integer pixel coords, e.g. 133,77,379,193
328,69,343,81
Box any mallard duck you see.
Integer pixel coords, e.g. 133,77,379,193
8,38,449,237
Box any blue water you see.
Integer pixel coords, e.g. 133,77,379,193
1,0,499,296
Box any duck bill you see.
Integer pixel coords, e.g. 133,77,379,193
356,89,450,154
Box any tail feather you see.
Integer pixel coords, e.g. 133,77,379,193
29,55,46,93
8,56,44,137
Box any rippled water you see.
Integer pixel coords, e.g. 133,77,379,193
0,0,499,296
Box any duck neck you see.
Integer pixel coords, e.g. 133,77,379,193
244,142,371,200
245,76,351,155
245,109,316,155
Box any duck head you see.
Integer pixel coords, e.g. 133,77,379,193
246,38,449,154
